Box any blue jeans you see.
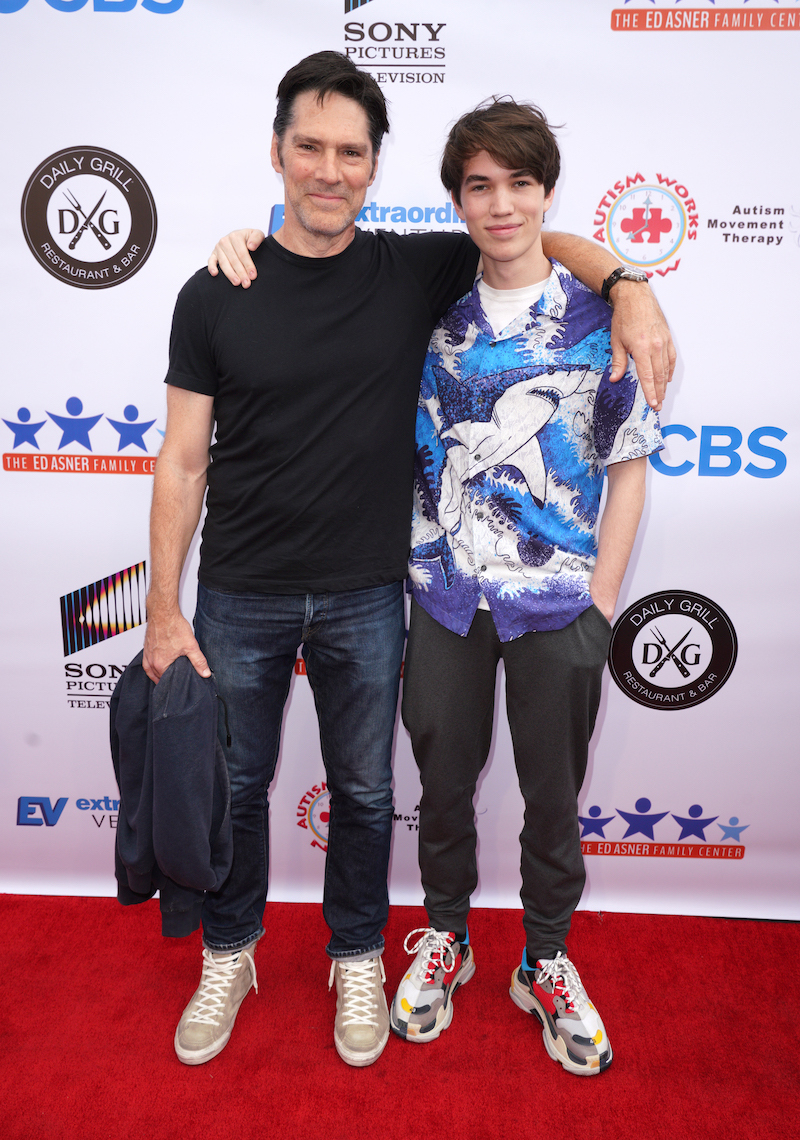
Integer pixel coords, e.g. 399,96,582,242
194,581,404,958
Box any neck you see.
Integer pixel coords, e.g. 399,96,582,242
273,216,357,259
480,245,551,290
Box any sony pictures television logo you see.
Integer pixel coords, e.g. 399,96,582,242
21,146,156,289
608,591,737,710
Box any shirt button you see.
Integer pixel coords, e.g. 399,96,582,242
480,565,487,572
490,341,496,348
474,454,481,460
476,512,484,520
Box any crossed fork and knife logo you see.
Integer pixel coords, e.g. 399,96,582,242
647,626,696,679
61,187,112,252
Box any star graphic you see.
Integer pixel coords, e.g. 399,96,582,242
3,408,46,449
107,405,156,452
718,817,749,843
579,806,616,839
616,798,669,841
47,397,102,451
672,807,719,841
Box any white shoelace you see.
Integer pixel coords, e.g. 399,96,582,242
403,927,456,980
328,957,386,1026
536,952,587,1013
188,947,258,1026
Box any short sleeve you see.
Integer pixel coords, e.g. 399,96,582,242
604,360,664,466
164,273,219,397
393,232,480,324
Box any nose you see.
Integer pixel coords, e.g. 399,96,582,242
315,148,341,185
489,188,514,216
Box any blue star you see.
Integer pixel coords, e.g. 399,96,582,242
106,405,156,452
47,397,103,451
579,805,615,839
672,804,719,841
3,407,46,449
616,797,669,841
718,817,749,843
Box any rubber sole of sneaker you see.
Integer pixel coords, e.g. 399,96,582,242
389,946,476,1043
174,1025,235,1067
334,1024,390,1068
509,967,613,1076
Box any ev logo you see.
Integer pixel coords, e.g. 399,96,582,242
21,146,157,288
17,797,68,826
1,1,182,13
608,591,737,710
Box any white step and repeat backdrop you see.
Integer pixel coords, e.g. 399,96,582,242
1,0,797,921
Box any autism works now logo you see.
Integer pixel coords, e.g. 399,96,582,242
608,590,737,710
297,783,330,853
21,146,156,288
61,562,147,656
592,171,698,278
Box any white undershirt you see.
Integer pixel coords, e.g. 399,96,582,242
477,276,550,339
475,275,550,610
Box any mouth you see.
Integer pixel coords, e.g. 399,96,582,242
486,223,521,236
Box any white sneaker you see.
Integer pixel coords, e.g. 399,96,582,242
174,944,258,1066
329,956,390,1067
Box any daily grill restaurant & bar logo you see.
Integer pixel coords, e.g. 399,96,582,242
21,146,157,289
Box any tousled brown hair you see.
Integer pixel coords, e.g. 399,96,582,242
441,98,560,206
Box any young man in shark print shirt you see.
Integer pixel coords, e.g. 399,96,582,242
390,100,663,1075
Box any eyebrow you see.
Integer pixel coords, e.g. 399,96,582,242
464,169,534,185
292,132,368,152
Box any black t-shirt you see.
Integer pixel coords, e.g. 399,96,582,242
166,229,479,593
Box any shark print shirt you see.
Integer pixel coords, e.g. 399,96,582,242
409,261,664,642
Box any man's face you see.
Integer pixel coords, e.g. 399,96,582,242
271,90,378,242
453,151,555,272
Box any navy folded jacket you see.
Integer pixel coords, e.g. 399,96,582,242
110,651,233,937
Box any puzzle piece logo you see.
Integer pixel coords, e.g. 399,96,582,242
592,171,697,276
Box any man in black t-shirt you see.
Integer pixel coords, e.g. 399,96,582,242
143,51,674,1071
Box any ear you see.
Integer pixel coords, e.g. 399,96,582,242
450,190,465,221
368,149,380,188
270,133,283,175
543,186,556,213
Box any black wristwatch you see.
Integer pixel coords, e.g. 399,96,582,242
601,266,649,304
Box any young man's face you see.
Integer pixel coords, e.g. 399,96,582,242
453,151,555,284
271,89,378,245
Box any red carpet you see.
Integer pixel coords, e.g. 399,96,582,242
2,895,797,1140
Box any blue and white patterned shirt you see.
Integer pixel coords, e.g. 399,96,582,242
409,261,664,642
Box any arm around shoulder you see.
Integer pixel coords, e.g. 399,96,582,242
207,228,266,287
143,386,215,683
541,230,676,410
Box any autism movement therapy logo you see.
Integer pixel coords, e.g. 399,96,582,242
608,590,737,710
592,172,698,277
21,146,156,288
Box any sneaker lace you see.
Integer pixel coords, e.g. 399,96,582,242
188,947,258,1026
536,952,587,1014
403,927,456,981
328,957,386,1027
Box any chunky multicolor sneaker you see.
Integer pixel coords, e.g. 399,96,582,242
510,950,612,1075
390,928,475,1042
329,955,390,1068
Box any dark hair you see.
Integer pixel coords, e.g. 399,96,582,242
441,98,561,206
273,51,390,161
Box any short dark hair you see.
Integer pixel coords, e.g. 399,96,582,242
273,51,390,161
440,98,561,206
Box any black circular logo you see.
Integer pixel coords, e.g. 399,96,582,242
21,146,157,289
608,590,737,710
